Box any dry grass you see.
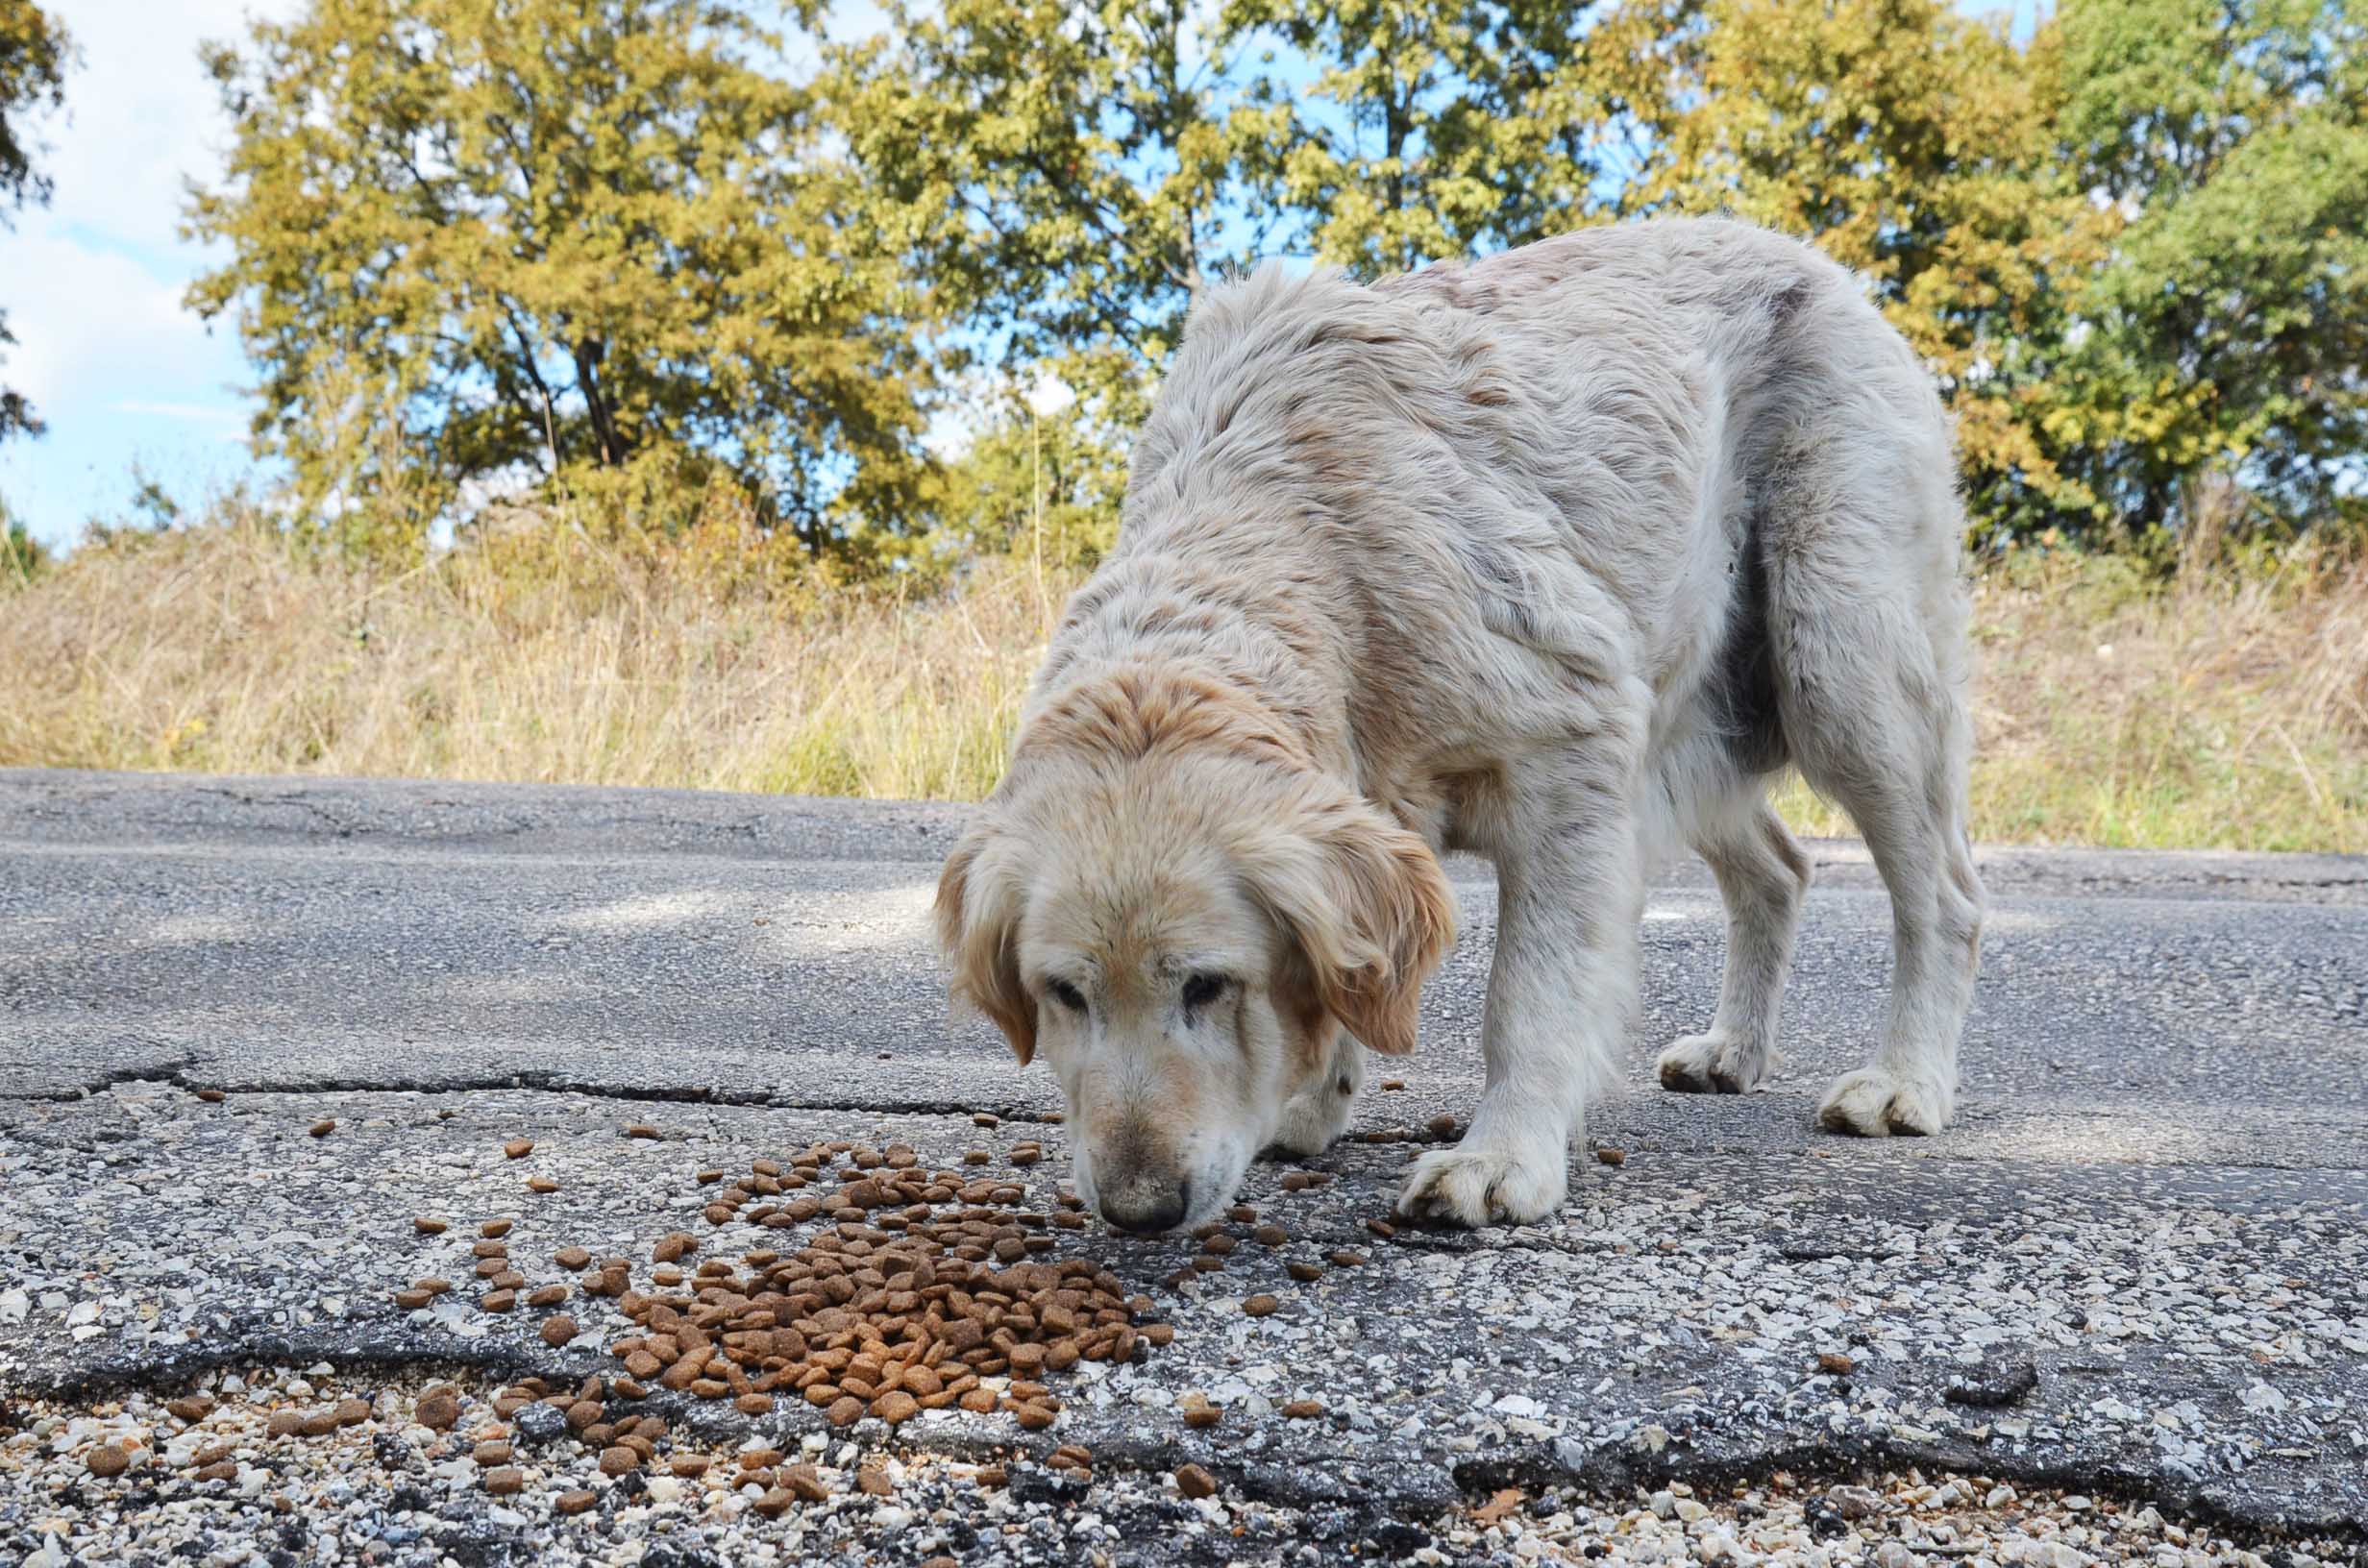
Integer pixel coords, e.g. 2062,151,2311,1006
4,518,2362,850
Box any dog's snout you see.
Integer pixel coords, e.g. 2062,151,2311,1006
1098,1172,1190,1236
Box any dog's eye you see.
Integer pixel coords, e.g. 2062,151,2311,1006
1180,972,1229,1011
1046,979,1088,1014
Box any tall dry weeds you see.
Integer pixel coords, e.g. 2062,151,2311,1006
4,520,2362,850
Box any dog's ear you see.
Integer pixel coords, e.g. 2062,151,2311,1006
935,822,1036,1066
1249,794,1455,1057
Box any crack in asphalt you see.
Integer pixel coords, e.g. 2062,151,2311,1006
14,1331,2363,1545
6,1066,1073,1124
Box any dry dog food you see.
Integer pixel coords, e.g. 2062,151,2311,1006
308,1119,335,1138
505,1139,534,1160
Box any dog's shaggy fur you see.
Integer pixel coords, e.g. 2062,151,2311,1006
938,217,1985,1231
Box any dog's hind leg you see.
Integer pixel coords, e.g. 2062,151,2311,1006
1772,538,1985,1136
1657,786,1810,1095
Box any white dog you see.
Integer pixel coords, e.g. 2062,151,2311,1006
938,217,1984,1232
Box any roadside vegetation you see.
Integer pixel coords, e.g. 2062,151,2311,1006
5,510,2360,852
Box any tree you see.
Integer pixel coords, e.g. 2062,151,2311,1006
1,0,69,447
186,0,934,563
1636,0,2115,541
823,0,1283,429
2040,0,2368,540
1223,0,1685,272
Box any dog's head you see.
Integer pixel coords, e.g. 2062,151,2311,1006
935,672,1455,1234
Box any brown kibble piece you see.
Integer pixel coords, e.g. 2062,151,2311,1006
540,1314,579,1346
1426,1114,1459,1139
392,1288,432,1310
528,1176,559,1193
483,1466,524,1495
1279,1399,1324,1419
826,1395,864,1427
782,1463,830,1502
309,1119,335,1138
1011,1401,1056,1431
333,1397,372,1427
752,1486,796,1518
473,1440,513,1465
670,1456,711,1478
86,1445,129,1477
599,1445,638,1477
165,1395,214,1423
1329,1249,1367,1267
194,1460,237,1482
1253,1224,1288,1246
625,1123,660,1139
962,1149,990,1165
1818,1352,1856,1376
415,1390,460,1431
565,1399,604,1432
555,1489,598,1516
1175,1462,1219,1499
481,1217,513,1238
266,1410,304,1437
505,1139,534,1159
652,1232,695,1263
481,1289,516,1313
196,1089,226,1103
857,1466,893,1497
1181,1402,1221,1431
1287,1262,1324,1283
736,1393,774,1416
527,1284,568,1308
1242,1293,1281,1317
1380,1079,1406,1091
412,1216,448,1235
873,1389,920,1424
554,1245,590,1270
1365,1217,1396,1240
1596,1146,1627,1167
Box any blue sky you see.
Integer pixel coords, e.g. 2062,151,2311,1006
2,0,2034,553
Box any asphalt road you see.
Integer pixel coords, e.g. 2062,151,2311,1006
3,768,2364,1563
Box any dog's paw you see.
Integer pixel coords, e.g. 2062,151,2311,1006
1269,1089,1352,1159
1655,1032,1773,1095
1816,1066,1954,1137
1268,1047,1361,1159
1396,1139,1566,1227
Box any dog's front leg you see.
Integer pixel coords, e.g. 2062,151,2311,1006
1399,772,1640,1227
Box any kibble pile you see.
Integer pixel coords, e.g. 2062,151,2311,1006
396,1136,1172,1446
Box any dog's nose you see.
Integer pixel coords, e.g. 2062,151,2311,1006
1099,1175,1190,1236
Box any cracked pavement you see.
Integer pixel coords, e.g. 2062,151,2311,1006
2,767,2364,1565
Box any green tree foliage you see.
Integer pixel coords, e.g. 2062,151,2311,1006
1,0,69,446
186,0,935,563
1223,0,1679,272
1637,0,2124,539
823,0,1278,429
2039,0,2367,539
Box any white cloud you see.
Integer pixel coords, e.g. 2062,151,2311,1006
39,0,303,254
4,224,226,423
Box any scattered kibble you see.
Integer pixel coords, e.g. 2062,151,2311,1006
1175,1461,1219,1498
504,1138,534,1160
308,1119,335,1138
